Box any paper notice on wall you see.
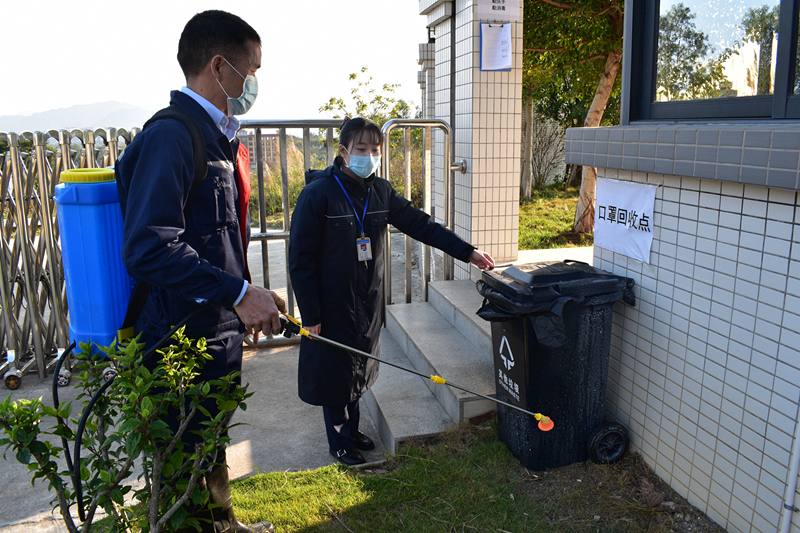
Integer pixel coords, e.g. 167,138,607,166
477,0,521,22
480,23,512,71
594,178,657,263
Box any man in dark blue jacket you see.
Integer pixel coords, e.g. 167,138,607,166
116,10,280,533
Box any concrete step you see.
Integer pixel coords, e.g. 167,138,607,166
386,301,495,424
428,280,492,357
362,329,455,454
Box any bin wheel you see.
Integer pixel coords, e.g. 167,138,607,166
57,371,71,387
587,422,629,464
4,371,22,390
101,369,117,383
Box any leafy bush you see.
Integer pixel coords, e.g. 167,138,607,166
0,329,250,533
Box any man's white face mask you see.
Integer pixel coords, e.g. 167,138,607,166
217,57,258,116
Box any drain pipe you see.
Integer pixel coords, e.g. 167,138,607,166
445,2,457,280
449,4,456,165
779,396,800,533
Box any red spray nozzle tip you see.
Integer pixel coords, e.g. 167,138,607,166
538,417,554,431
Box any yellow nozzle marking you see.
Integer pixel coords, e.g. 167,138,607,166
430,375,446,384
284,313,303,326
282,313,310,336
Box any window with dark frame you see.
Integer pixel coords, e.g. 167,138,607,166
626,0,800,122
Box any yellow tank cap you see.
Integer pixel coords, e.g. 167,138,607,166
60,168,115,183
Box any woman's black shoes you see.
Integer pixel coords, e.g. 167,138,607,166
329,432,375,465
354,431,375,451
331,448,366,465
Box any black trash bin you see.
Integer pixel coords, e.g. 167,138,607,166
476,260,635,471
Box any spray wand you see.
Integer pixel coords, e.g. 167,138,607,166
279,313,554,432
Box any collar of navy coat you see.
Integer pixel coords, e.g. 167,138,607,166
168,90,236,169
324,165,390,228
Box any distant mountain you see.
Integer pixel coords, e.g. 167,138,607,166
0,101,155,133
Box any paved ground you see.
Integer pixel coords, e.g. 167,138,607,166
0,239,592,532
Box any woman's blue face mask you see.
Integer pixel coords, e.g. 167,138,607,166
342,146,381,179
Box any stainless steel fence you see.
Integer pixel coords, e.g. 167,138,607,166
380,118,465,308
240,118,463,346
0,118,461,381
0,127,134,388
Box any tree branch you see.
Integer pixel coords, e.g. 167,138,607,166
524,47,566,52
31,451,79,533
84,454,136,530
529,53,608,74
578,54,609,64
533,0,574,9
154,445,206,533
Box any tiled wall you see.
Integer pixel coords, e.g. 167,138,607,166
431,11,452,278
565,124,800,190
466,29,523,266
418,42,435,120
594,167,800,533
425,0,522,276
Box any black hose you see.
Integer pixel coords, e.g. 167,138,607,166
52,341,77,494
73,375,115,522
71,304,213,523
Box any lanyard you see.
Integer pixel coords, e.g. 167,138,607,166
334,174,370,237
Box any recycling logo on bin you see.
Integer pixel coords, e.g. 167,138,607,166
492,321,526,408
499,336,514,371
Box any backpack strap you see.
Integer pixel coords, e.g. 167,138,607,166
143,107,208,189
117,107,208,344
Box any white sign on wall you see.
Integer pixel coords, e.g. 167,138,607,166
480,23,513,71
477,0,521,22
594,178,657,263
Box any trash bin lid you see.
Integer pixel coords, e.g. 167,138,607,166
481,260,629,304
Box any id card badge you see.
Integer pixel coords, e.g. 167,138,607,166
356,237,373,261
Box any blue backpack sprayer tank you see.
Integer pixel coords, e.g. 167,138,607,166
54,168,135,357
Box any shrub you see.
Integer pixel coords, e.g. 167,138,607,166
0,329,250,533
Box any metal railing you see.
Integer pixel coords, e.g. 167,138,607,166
380,118,465,309
0,117,462,379
235,119,464,345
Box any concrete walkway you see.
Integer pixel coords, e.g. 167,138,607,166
0,243,592,532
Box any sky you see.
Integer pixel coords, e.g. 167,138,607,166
0,0,427,120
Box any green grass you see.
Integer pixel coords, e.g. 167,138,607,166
90,421,722,533
519,187,593,250
233,424,548,532
230,421,722,533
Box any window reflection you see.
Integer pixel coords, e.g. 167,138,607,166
795,9,800,94
656,0,780,102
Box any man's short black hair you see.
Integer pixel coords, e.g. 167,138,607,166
177,10,261,79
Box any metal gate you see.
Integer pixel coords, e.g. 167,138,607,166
0,128,133,387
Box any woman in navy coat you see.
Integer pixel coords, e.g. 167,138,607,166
289,117,494,465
